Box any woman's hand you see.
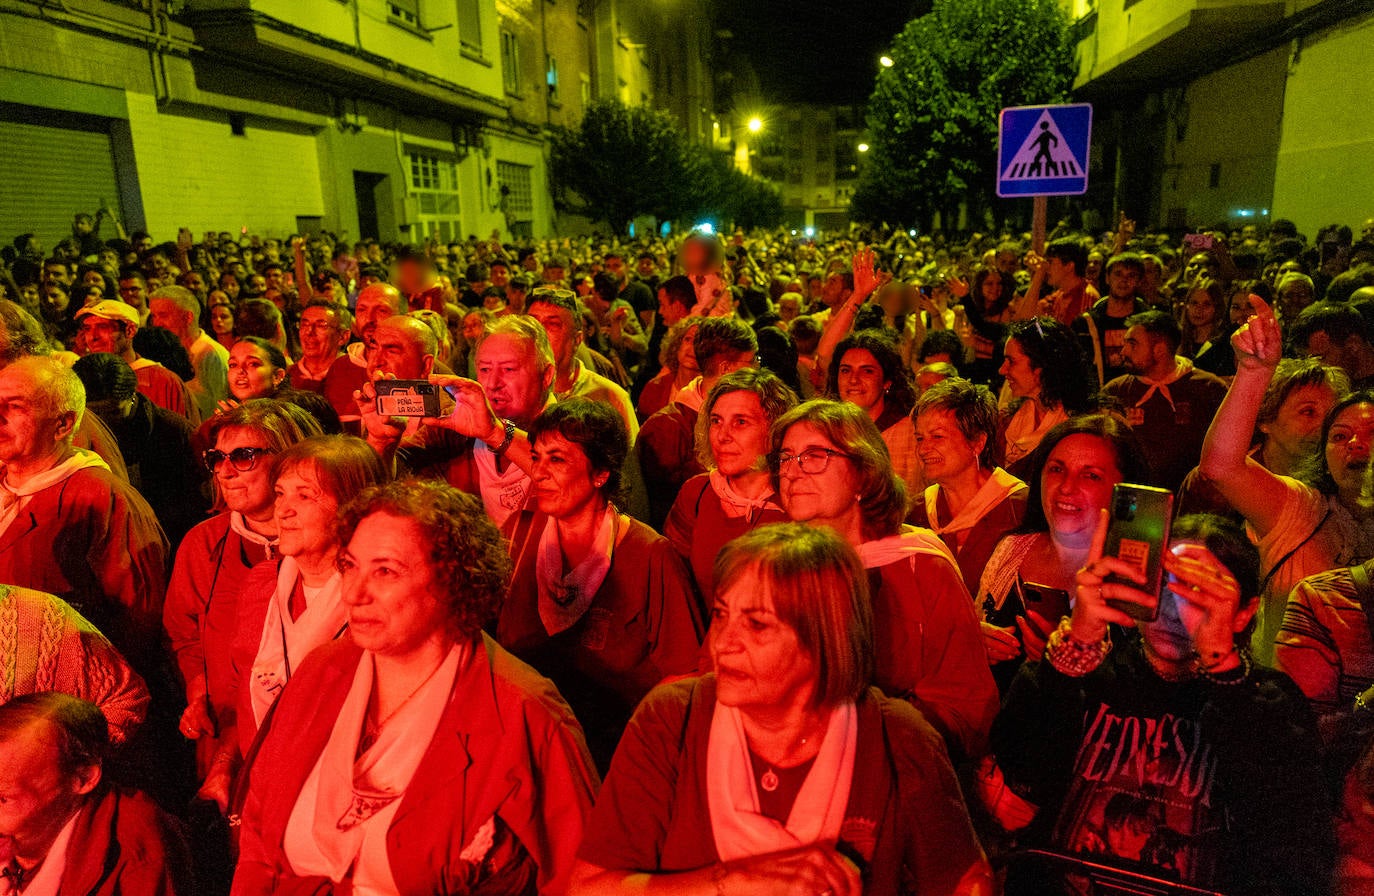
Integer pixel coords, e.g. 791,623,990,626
981,620,1021,664
1164,543,1246,671
1071,509,1152,643
1230,295,1281,372
720,845,862,896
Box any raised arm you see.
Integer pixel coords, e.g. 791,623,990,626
292,236,315,303
1199,297,1292,536
816,248,884,378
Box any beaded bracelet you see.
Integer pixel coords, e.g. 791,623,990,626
1197,649,1252,685
1045,616,1111,677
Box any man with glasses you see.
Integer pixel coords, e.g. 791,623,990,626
286,300,351,396
74,301,196,424
527,288,638,441
0,357,167,673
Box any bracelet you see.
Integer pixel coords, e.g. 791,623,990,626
1045,616,1111,677
1197,649,1252,685
489,419,516,457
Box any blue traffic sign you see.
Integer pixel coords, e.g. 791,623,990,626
997,103,1092,198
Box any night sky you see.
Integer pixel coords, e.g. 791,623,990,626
714,0,928,108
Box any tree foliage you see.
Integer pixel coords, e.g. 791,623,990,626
852,0,1077,228
550,99,782,233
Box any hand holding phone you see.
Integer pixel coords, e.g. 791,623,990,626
1103,484,1173,622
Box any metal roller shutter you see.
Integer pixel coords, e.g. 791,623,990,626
0,114,121,254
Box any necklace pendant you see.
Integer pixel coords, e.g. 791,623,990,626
760,768,780,793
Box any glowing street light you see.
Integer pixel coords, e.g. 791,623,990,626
879,55,894,68
857,142,869,152
747,116,763,134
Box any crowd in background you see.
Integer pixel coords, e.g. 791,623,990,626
0,206,1372,894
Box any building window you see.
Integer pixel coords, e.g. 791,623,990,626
408,151,463,242
546,54,559,103
497,161,534,220
501,30,521,95
580,73,592,108
388,0,420,28
457,0,483,53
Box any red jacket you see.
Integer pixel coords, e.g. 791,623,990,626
59,787,192,896
232,634,599,896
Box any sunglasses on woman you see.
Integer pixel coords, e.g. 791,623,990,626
203,446,274,473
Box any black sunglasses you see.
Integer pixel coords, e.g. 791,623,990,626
204,446,274,473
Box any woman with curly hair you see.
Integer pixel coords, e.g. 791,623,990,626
500,399,703,769
637,316,704,420
826,329,924,499
996,316,1097,478
233,478,599,895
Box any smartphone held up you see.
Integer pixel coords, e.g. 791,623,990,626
1103,483,1173,623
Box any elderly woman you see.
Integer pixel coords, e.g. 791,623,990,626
826,330,924,499
995,317,1095,477
772,399,998,760
231,436,387,751
665,368,796,601
910,378,1028,595
982,513,1332,896
570,523,992,896
978,415,1149,679
163,400,321,791
1202,297,1374,665
500,399,703,767
232,479,599,895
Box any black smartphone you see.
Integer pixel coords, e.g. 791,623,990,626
983,582,1024,629
375,380,441,417
1104,483,1174,622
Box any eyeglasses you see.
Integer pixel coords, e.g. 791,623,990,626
204,446,274,473
530,286,576,300
777,447,852,475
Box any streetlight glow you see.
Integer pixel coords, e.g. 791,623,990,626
880,55,894,68
747,116,763,134
857,142,869,152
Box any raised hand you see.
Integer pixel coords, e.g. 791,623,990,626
851,247,880,300
423,375,502,443
353,379,407,445
1230,295,1281,371
1071,509,1151,642
1165,543,1246,671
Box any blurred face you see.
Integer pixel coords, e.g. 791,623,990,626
1325,402,1374,499
915,408,983,484
1105,264,1141,301
0,724,94,862
710,568,817,712
531,430,605,519
476,332,550,425
368,320,432,381
998,338,1042,399
149,298,191,339
528,302,578,367
299,306,345,360
708,390,772,478
778,423,860,527
209,301,234,337
212,426,275,518
76,316,129,356
1261,383,1337,459
836,348,889,415
1184,289,1218,329
1040,434,1122,542
227,340,285,400
339,513,450,659
274,464,340,561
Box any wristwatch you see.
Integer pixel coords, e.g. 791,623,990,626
490,418,517,457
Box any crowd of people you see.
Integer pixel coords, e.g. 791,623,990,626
0,208,1373,894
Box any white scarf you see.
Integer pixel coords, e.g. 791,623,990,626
249,558,348,725
1134,355,1194,411
472,442,532,529
536,504,618,636
707,701,857,862
285,644,465,889
855,526,958,570
923,468,1026,537
228,511,278,555
0,449,109,536
1002,400,1067,467
709,470,781,522
673,377,707,413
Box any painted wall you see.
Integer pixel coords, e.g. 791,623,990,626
1271,11,1374,234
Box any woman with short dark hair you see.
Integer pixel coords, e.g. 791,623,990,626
500,399,704,768
571,523,992,896
996,317,1096,478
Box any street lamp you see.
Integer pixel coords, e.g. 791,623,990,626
879,55,894,68
857,143,869,152
747,116,763,134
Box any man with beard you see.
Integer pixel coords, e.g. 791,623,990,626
73,301,195,422
1104,310,1228,491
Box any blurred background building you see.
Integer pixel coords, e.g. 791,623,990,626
0,0,715,246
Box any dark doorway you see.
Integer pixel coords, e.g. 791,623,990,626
353,171,388,240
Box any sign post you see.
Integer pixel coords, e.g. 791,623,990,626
997,103,1092,253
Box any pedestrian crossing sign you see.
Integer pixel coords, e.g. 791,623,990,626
997,103,1092,198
